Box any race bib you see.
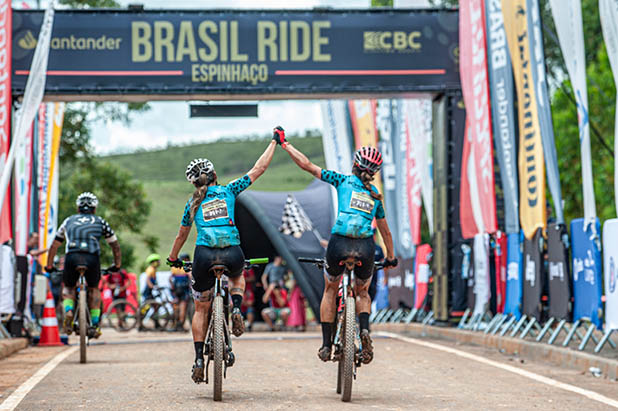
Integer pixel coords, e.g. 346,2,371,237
349,191,374,214
201,198,229,222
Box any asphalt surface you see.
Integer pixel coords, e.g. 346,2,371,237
1,330,617,410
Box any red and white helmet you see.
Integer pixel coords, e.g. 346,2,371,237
354,146,383,175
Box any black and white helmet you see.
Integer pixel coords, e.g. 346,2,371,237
76,192,98,209
185,158,214,183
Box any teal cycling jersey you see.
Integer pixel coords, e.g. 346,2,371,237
321,170,385,238
181,175,252,248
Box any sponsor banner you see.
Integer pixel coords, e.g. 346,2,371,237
600,0,618,216
451,241,472,312
547,223,571,320
12,10,460,97
37,103,50,254
320,100,354,219
571,218,603,328
603,219,618,330
414,244,432,310
406,97,433,238
502,0,546,240
386,258,414,310
13,124,33,256
504,232,522,318
522,228,543,320
494,231,507,313
0,0,10,244
39,102,63,265
393,100,414,259
549,0,596,229
527,0,564,225
405,102,422,246
459,0,498,237
473,233,490,315
485,0,519,234
349,99,384,197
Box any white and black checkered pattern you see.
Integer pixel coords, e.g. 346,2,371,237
279,195,313,239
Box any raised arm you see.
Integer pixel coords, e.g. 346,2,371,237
282,143,321,178
376,218,395,262
247,140,277,182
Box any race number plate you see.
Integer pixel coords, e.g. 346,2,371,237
349,191,374,214
201,199,229,221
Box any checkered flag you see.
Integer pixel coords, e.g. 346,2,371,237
279,194,323,242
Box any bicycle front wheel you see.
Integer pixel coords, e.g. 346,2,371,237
139,299,171,331
107,299,138,331
341,296,355,402
212,295,224,401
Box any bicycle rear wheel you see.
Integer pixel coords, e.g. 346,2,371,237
212,295,224,401
341,296,355,402
79,288,87,364
107,299,137,331
139,299,171,331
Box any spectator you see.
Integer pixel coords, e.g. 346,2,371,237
170,253,191,332
261,285,290,331
285,271,306,331
241,266,257,331
27,232,47,258
261,255,286,289
142,253,160,301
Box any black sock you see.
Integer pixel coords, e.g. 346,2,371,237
321,322,333,348
231,294,243,310
359,312,370,332
194,341,204,361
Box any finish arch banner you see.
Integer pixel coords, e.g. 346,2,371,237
12,9,460,98
473,233,490,315
522,228,543,320
603,219,618,331
504,231,522,318
547,223,571,320
571,218,603,328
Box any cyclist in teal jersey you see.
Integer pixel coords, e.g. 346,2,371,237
167,135,276,383
276,130,397,364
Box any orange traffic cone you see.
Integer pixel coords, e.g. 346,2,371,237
38,289,63,346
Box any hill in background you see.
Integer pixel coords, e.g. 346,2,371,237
103,136,325,269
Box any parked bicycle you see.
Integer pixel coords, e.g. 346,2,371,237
105,290,138,332
138,285,175,331
299,257,391,402
168,257,268,401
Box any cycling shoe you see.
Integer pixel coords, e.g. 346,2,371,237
63,311,74,335
231,308,244,337
360,330,374,364
318,346,332,362
192,358,205,383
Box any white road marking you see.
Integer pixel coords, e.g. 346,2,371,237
0,346,78,411
378,331,618,409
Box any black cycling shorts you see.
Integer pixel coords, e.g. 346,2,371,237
192,245,245,292
64,252,101,288
325,234,375,280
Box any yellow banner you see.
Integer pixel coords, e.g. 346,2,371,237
501,0,546,239
41,103,65,266
348,99,384,196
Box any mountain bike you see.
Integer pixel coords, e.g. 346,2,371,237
299,257,388,402
138,285,175,331
169,257,268,401
105,288,138,332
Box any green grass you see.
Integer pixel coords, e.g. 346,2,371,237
105,137,325,270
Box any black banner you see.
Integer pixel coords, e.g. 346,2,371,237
387,258,414,310
547,223,571,320
12,9,459,98
522,228,544,320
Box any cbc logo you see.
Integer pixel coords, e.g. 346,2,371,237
363,31,422,53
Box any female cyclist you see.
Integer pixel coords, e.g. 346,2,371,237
275,128,397,364
167,136,277,383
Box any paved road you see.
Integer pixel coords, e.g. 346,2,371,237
2,330,617,410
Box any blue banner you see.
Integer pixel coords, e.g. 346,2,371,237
504,232,523,319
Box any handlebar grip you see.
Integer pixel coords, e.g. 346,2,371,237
247,258,269,265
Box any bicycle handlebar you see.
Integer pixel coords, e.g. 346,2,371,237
297,257,394,271
247,258,269,265
166,257,269,271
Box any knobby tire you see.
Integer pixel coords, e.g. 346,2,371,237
213,295,224,401
342,296,355,402
79,288,87,364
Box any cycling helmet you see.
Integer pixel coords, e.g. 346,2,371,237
354,146,383,175
76,192,98,210
185,158,215,183
146,253,161,264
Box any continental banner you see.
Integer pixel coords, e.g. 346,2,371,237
502,0,546,240
12,9,460,97
485,0,519,234
459,0,497,238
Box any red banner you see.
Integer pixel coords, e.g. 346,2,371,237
414,244,432,310
494,231,507,313
405,116,422,245
459,0,497,238
0,1,11,244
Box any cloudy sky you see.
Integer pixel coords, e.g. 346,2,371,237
19,0,431,153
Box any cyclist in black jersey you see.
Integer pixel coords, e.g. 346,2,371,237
45,192,121,337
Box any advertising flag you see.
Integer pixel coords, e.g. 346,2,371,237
485,0,519,234
502,0,546,239
571,218,602,328
459,0,498,238
600,0,618,216
348,100,384,197
320,100,354,219
13,124,33,256
406,97,433,236
549,0,596,229
528,0,565,225
602,219,618,330
405,103,422,245
393,100,414,259
473,233,491,315
0,0,10,244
